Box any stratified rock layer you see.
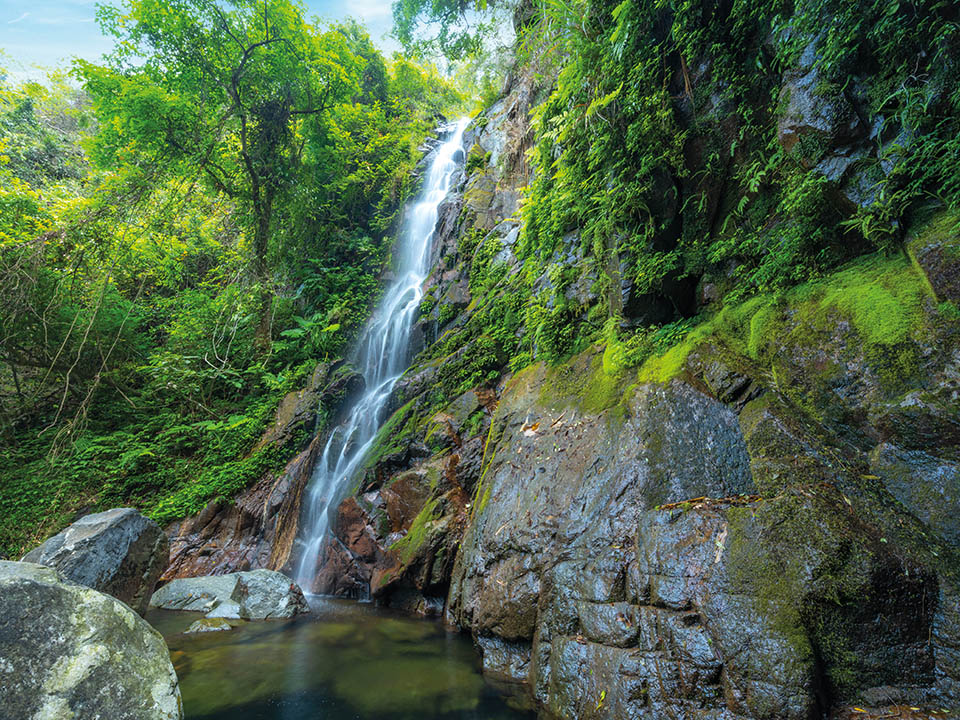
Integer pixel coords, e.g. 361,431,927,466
0,560,182,720
22,507,168,615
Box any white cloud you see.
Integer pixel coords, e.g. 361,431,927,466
348,0,393,20
33,15,95,25
7,12,30,24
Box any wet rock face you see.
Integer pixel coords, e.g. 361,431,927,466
313,496,399,598
161,362,364,581
445,369,760,718
22,507,168,615
778,66,864,161
441,343,960,718
870,442,960,548
0,560,182,720
636,493,943,719
162,434,321,580
150,569,308,619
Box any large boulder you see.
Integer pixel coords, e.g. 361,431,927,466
442,343,960,718
446,359,756,710
150,569,308,620
22,507,168,615
0,560,182,720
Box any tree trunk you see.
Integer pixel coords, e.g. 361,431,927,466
253,192,274,352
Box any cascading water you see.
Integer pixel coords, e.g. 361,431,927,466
294,117,470,592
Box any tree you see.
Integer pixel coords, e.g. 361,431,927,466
78,0,361,343
392,0,499,59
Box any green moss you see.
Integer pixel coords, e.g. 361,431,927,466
633,252,931,390
635,338,695,384
727,503,813,662
908,210,960,253
357,399,422,485
802,254,928,346
465,144,491,175
389,497,440,565
538,346,627,414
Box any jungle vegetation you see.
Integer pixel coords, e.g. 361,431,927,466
0,0,462,556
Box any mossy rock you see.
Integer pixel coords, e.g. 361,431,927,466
638,486,949,715
739,393,847,495
908,211,960,303
537,345,628,415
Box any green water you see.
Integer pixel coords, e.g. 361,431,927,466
149,598,534,720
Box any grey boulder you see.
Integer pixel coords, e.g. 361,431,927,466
22,507,168,615
0,560,182,720
151,569,308,620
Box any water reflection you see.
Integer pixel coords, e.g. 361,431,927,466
149,598,533,720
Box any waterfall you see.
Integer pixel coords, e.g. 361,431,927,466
293,117,470,591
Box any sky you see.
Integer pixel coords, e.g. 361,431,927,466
0,0,399,79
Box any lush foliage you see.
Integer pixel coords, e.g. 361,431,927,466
0,1,463,557
514,0,960,362
392,0,503,58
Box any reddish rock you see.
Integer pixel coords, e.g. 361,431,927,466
161,434,321,582
382,470,434,533
313,496,398,598
160,361,364,582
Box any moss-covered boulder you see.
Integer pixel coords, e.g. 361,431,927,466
0,560,182,719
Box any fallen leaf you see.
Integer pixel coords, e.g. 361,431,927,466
714,525,728,564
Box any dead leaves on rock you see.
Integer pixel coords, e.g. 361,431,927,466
835,706,953,719
522,420,540,437
656,494,763,512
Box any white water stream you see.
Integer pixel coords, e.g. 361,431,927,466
294,118,470,591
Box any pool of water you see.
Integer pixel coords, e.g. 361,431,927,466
149,598,535,720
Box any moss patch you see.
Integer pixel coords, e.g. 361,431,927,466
355,399,423,488
634,251,933,389
389,497,440,566
538,346,627,414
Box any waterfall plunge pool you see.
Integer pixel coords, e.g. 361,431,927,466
149,597,535,720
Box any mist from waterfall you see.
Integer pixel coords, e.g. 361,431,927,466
293,117,470,591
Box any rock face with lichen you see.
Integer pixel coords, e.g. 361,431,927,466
22,507,168,615
0,560,183,720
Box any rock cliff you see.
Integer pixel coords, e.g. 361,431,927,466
301,50,960,720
